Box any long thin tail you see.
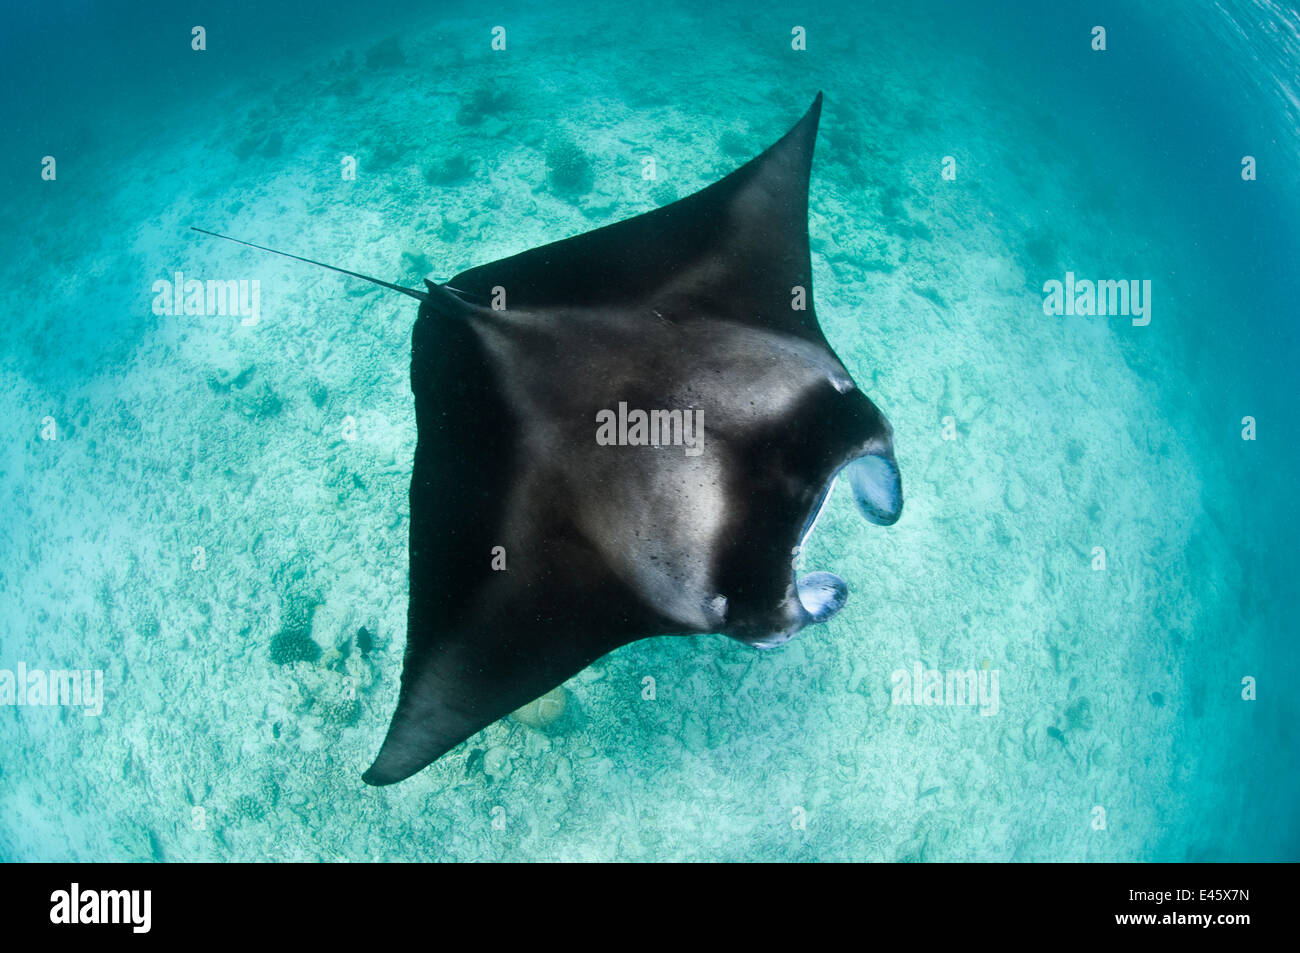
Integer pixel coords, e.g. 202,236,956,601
190,226,428,301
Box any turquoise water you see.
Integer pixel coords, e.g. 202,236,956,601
1,0,1296,861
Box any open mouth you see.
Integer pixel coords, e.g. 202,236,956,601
758,450,903,648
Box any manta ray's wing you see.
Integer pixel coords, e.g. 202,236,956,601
361,298,674,786
447,92,826,342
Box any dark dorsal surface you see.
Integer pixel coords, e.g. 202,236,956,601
361,92,901,785
448,93,826,343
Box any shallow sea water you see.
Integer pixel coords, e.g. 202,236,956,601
0,0,1296,861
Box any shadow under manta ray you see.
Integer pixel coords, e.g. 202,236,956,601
194,91,903,786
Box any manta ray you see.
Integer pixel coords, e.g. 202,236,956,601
194,91,903,786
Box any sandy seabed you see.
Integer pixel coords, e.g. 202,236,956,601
0,6,1257,860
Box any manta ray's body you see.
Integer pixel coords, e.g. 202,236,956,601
197,92,902,786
